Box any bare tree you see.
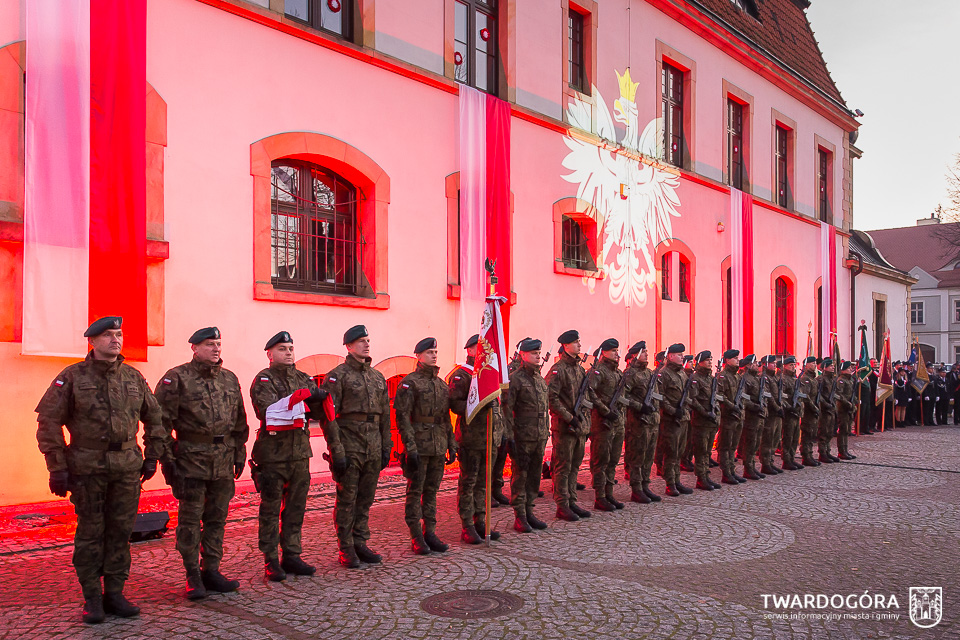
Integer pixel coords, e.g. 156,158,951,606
930,151,960,250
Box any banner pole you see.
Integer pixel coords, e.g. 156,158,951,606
485,267,496,546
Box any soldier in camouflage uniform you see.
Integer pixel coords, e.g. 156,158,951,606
587,338,625,512
502,338,550,533
799,356,822,467
717,349,745,485
449,334,503,543
778,356,804,470
322,325,392,567
621,341,663,503
546,329,594,521
154,327,249,599
687,350,721,490
487,340,529,508
250,331,338,581
36,317,165,624
395,337,457,555
759,355,784,475
835,361,859,461
653,350,667,477
659,344,692,496
679,354,696,473
817,358,840,463
736,354,767,480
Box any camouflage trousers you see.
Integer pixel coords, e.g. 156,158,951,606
177,476,235,572
509,439,547,512
760,416,782,468
837,413,853,454
589,427,624,495
799,414,819,461
818,413,838,457
624,419,658,489
550,430,586,507
717,418,743,478
404,454,445,534
659,419,687,486
738,414,763,473
69,470,141,599
335,451,382,550
682,424,695,465
692,423,718,481
781,414,801,464
491,442,508,492
257,458,310,559
457,446,491,525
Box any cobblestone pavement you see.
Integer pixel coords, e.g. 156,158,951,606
1,426,957,639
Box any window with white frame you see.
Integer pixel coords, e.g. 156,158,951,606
954,299,960,323
954,345,960,363
911,301,924,325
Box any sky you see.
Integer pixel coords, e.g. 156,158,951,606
806,0,960,231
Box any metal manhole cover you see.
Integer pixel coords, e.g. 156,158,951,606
420,589,524,619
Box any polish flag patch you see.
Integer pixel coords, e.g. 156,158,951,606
162,378,172,385
260,377,270,381
54,379,64,387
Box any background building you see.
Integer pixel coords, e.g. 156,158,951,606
0,0,859,505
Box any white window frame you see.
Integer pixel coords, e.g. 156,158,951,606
954,345,960,363
954,299,960,323
911,301,924,325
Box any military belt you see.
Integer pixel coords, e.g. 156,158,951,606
176,431,232,445
516,410,548,419
339,412,381,423
70,435,138,452
411,414,444,424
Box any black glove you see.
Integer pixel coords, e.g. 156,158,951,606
234,460,244,480
777,408,785,418
406,451,420,474
505,439,517,457
445,449,457,465
49,470,69,497
332,455,348,479
380,449,391,469
567,415,580,433
304,387,330,415
607,410,621,423
140,459,158,482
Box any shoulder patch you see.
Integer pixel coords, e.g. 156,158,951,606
260,377,270,381
453,375,461,381
401,383,410,388
54,379,64,387
327,376,337,383
162,378,173,385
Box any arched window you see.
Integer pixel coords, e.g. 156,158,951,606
271,161,362,295
725,266,732,350
774,276,792,355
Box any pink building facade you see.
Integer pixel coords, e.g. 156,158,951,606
0,0,859,505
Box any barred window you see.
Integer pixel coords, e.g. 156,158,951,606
568,9,585,93
561,216,594,270
774,276,792,354
678,256,690,303
285,0,354,41
271,161,365,295
775,125,789,207
818,148,831,222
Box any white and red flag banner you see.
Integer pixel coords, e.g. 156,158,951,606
820,221,837,357
729,188,754,354
24,0,147,358
457,86,512,353
465,296,509,424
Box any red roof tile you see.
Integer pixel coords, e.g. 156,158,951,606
868,223,960,288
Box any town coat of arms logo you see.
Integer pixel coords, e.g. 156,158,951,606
909,587,942,628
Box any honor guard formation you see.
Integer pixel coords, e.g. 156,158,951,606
40,318,922,624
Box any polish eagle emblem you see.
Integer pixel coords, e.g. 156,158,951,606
562,68,682,307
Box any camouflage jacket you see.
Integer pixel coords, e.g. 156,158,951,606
781,371,802,417
250,363,320,464
323,355,391,459
36,352,165,475
741,370,765,416
546,351,592,436
717,364,742,425
154,358,250,480
835,373,858,416
818,372,838,417
688,366,719,428
659,361,690,425
395,363,454,457
799,370,821,420
762,369,782,416
588,356,625,433
622,361,661,427
448,359,503,450
504,360,550,443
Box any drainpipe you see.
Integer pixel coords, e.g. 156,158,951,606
846,254,863,359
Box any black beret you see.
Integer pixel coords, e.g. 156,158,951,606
84,316,122,338
464,334,479,349
667,343,685,354
188,327,220,344
264,331,292,350
515,337,531,349
683,354,694,363
414,337,437,354
783,355,798,365
722,349,740,360
739,354,757,366
557,329,579,345
625,341,645,359
343,324,368,345
695,350,712,363
761,355,777,364
821,357,834,368
655,351,665,361
804,356,818,365
519,338,542,352
599,338,619,351
840,360,855,372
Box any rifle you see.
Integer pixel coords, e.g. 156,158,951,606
675,370,694,415
732,369,749,410
608,362,630,417
707,361,721,420
641,361,666,413
827,374,840,405
538,350,552,373
814,374,824,408
571,350,596,419
790,371,807,411
757,372,769,418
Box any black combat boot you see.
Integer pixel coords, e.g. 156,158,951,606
709,477,722,489
264,555,287,581
474,517,501,540
281,555,316,576
354,543,382,564
829,452,841,462
594,496,615,512
631,489,651,503
664,484,680,497
202,568,240,592
695,478,714,491
709,457,719,467
760,464,778,475
461,523,483,544
569,502,591,518
606,493,624,509
818,453,835,464
423,530,449,552
492,487,510,506
82,594,105,624
526,507,548,529
576,482,586,490
642,483,662,502
838,450,857,460
721,473,739,485
103,592,140,618
680,460,695,472
411,531,431,555
186,569,208,600
338,547,360,568
555,505,580,521
514,511,533,533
